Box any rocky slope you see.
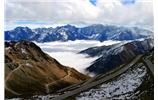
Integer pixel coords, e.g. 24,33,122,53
5,24,152,42
5,41,89,99
75,50,154,100
80,38,153,74
23,49,153,100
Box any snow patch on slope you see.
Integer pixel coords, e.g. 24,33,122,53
76,64,146,100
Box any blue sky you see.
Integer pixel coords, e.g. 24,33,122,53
89,0,136,6
121,0,136,4
89,0,97,6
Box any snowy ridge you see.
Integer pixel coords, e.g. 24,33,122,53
5,24,153,42
79,38,153,74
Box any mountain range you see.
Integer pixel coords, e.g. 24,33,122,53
4,24,154,99
5,24,153,42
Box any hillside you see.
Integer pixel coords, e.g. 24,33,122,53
80,38,153,74
5,41,89,99
25,48,154,100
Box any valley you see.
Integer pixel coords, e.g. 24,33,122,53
35,40,120,75
5,24,154,100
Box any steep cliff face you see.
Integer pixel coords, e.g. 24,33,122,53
80,38,153,74
5,41,89,98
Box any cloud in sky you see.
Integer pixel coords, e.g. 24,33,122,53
5,0,153,30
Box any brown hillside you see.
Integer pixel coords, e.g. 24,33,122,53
5,41,89,98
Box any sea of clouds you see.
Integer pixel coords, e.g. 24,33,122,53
35,40,120,75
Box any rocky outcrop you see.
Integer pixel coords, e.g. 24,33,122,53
5,41,89,98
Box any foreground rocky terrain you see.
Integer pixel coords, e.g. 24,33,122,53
5,39,154,100
26,49,153,100
5,41,89,99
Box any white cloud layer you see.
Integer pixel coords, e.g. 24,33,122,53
5,0,153,29
35,40,120,75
